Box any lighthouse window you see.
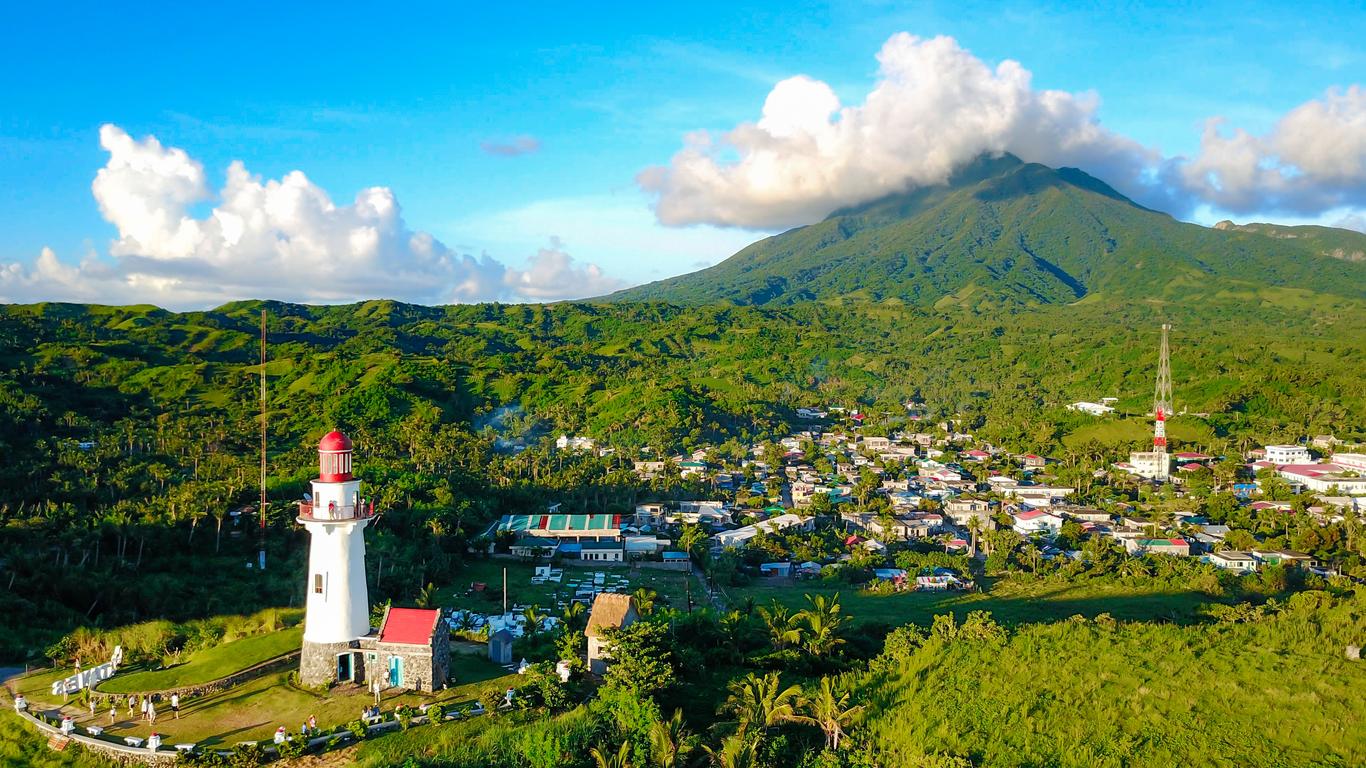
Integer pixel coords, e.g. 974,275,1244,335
313,574,324,594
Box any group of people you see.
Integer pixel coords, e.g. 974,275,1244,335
277,714,319,743
105,692,181,725
361,704,382,721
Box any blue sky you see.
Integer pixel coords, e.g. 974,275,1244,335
1,1,1363,307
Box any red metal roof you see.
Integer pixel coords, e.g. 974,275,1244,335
379,607,440,645
319,430,353,452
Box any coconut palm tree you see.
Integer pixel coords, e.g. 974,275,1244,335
723,672,801,736
648,709,694,768
632,588,657,616
522,604,547,637
758,602,801,650
798,593,846,657
703,734,756,768
591,742,633,768
562,600,587,629
796,676,863,750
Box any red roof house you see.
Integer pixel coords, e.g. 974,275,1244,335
379,607,442,645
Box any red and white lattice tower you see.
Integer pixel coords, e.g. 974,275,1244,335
1152,324,1173,455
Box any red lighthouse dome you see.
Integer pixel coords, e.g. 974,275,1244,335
318,430,354,482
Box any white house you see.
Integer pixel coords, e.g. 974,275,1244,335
1126,451,1171,481
1264,445,1311,465
714,514,813,549
1331,453,1366,472
1208,550,1257,572
1011,510,1063,536
1276,463,1366,496
556,435,596,452
1067,401,1115,416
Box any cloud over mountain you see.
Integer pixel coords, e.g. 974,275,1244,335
0,126,620,308
640,33,1366,230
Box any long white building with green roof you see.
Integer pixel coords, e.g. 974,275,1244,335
496,512,626,540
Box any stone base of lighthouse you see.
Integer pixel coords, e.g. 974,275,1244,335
300,638,362,687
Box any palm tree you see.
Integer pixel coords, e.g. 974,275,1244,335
798,593,846,657
966,516,983,558
632,588,657,616
758,602,800,650
723,672,800,736
591,742,633,768
649,709,694,768
703,734,756,768
522,604,547,637
796,676,863,750
562,600,587,629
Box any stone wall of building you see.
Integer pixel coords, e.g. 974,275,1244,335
300,639,359,686
373,636,448,692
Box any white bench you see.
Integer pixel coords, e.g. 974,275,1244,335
123,737,144,747
174,743,196,752
85,726,103,736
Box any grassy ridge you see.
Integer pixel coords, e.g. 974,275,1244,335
866,592,1366,767
96,627,302,693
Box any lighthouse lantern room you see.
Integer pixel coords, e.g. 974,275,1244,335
298,430,375,686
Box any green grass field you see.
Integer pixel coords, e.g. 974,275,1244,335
14,651,514,749
730,577,1218,627
96,628,303,694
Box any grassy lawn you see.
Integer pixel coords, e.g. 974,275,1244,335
730,577,1218,627
18,651,515,748
437,559,694,620
97,627,304,694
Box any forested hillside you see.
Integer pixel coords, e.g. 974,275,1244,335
610,154,1366,308
1,296,1364,661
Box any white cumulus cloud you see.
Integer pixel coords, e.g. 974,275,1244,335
1177,86,1366,214
0,125,625,308
640,33,1366,230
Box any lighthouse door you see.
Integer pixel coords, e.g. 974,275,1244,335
336,653,353,681
388,656,403,688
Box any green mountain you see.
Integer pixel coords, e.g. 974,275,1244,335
609,154,1366,309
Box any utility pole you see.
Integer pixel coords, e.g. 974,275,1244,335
259,309,268,570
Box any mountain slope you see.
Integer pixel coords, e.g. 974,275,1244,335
609,154,1366,308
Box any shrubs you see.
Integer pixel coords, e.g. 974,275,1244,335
44,608,301,665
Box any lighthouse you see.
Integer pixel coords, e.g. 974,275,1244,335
298,430,374,686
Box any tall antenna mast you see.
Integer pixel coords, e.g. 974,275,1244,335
1152,323,1173,454
259,309,268,570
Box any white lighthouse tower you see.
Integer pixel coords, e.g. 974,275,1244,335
298,430,375,685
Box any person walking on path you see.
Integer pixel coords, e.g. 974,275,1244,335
127,695,136,719
147,701,156,725
108,703,116,725
140,696,148,721
170,693,179,719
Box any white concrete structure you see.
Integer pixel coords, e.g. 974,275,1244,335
1208,550,1258,572
298,431,375,684
1331,453,1366,472
1127,450,1171,481
1264,445,1311,465
1067,401,1115,416
714,514,813,549
1011,510,1063,536
555,435,596,452
1276,463,1366,496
